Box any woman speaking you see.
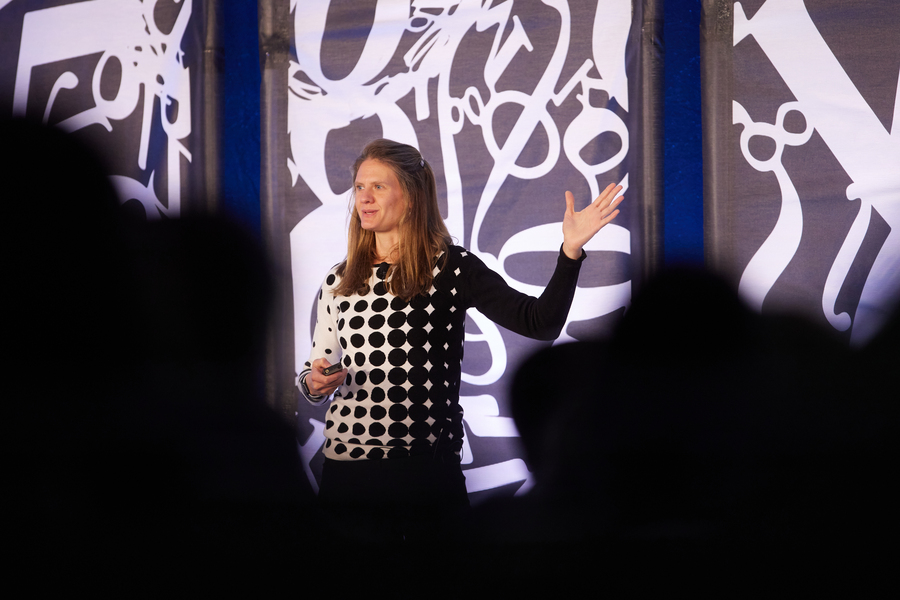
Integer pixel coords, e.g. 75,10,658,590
297,138,623,548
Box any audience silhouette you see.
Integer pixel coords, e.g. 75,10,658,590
4,118,316,588
464,266,897,593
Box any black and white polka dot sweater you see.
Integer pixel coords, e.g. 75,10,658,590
298,245,584,461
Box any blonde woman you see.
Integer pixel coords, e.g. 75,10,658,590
298,138,623,548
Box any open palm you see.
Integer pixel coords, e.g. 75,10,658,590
561,183,624,260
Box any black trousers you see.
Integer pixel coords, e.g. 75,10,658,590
318,454,469,551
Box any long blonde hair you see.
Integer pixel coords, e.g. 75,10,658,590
335,139,451,301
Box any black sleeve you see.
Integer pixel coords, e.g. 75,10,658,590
457,246,585,341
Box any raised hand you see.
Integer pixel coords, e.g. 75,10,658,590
561,183,624,260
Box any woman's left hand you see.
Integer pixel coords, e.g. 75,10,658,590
561,183,624,260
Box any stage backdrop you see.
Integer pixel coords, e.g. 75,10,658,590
702,0,900,345
261,0,663,500
1,0,219,218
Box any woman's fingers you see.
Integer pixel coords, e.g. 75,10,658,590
594,183,623,208
309,358,345,395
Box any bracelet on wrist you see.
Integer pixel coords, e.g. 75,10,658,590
300,372,323,398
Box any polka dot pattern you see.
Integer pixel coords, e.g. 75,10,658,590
311,250,466,461
300,245,584,461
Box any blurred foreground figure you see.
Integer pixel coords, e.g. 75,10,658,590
5,118,127,581
4,119,315,588
463,266,898,594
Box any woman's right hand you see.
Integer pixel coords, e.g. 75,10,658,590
306,358,346,396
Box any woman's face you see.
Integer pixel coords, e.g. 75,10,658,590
355,159,407,239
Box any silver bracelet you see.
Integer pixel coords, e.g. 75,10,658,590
299,372,323,399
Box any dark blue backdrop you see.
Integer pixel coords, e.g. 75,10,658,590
221,1,703,264
663,0,703,264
